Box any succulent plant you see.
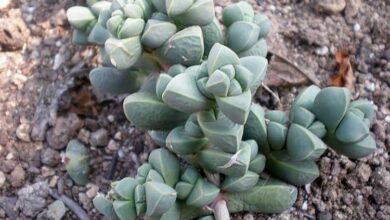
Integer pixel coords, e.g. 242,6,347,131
63,139,90,185
244,86,376,186
94,148,297,220
66,1,377,219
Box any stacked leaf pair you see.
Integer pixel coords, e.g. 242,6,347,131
223,1,271,57
244,86,376,186
157,43,268,124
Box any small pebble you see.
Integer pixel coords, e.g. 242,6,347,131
302,200,308,210
243,213,254,220
10,164,26,187
47,200,66,220
16,123,31,142
107,115,115,122
114,131,122,140
90,128,108,147
107,140,119,151
384,116,390,123
315,46,329,56
49,176,59,188
0,0,10,9
6,152,14,160
86,184,99,199
0,171,6,187
353,23,361,32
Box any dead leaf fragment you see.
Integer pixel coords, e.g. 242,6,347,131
330,50,355,92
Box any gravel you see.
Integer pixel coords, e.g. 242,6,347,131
46,200,67,220
16,181,49,217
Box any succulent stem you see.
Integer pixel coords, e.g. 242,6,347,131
213,199,230,220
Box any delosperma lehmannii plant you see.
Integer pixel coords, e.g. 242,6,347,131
66,0,377,219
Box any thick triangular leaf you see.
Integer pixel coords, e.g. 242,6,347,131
238,39,268,58
184,114,204,138
145,182,177,217
123,92,189,130
335,111,369,143
307,121,327,138
216,90,252,124
123,4,144,18
312,87,351,132
286,123,327,161
158,26,204,65
135,0,153,19
136,163,153,184
197,111,243,153
206,70,230,97
156,74,173,99
198,144,251,177
89,67,142,95
222,171,259,192
166,127,208,155
291,106,315,128
105,37,143,70
113,200,136,220
162,73,212,113
207,43,240,74
254,14,272,38
93,195,116,218
148,149,181,187
90,1,111,16
115,177,138,200
134,185,146,215
350,100,375,124
67,6,96,30
166,0,194,16
227,21,260,53
118,18,145,38
226,178,297,213
289,85,320,120
234,65,253,91
243,104,268,151
201,18,224,55
175,0,214,26
72,29,89,45
265,110,288,124
88,23,111,45
266,151,319,186
186,178,220,207
267,122,287,150
324,133,376,159
141,20,177,48
249,154,266,173
222,1,254,26
239,56,268,94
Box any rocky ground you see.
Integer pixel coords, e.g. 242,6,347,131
0,0,388,219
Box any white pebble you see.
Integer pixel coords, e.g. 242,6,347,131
302,201,308,211
385,116,390,123
315,46,329,56
353,23,361,32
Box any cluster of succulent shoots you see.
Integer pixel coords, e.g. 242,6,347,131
93,148,297,220
66,0,377,219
